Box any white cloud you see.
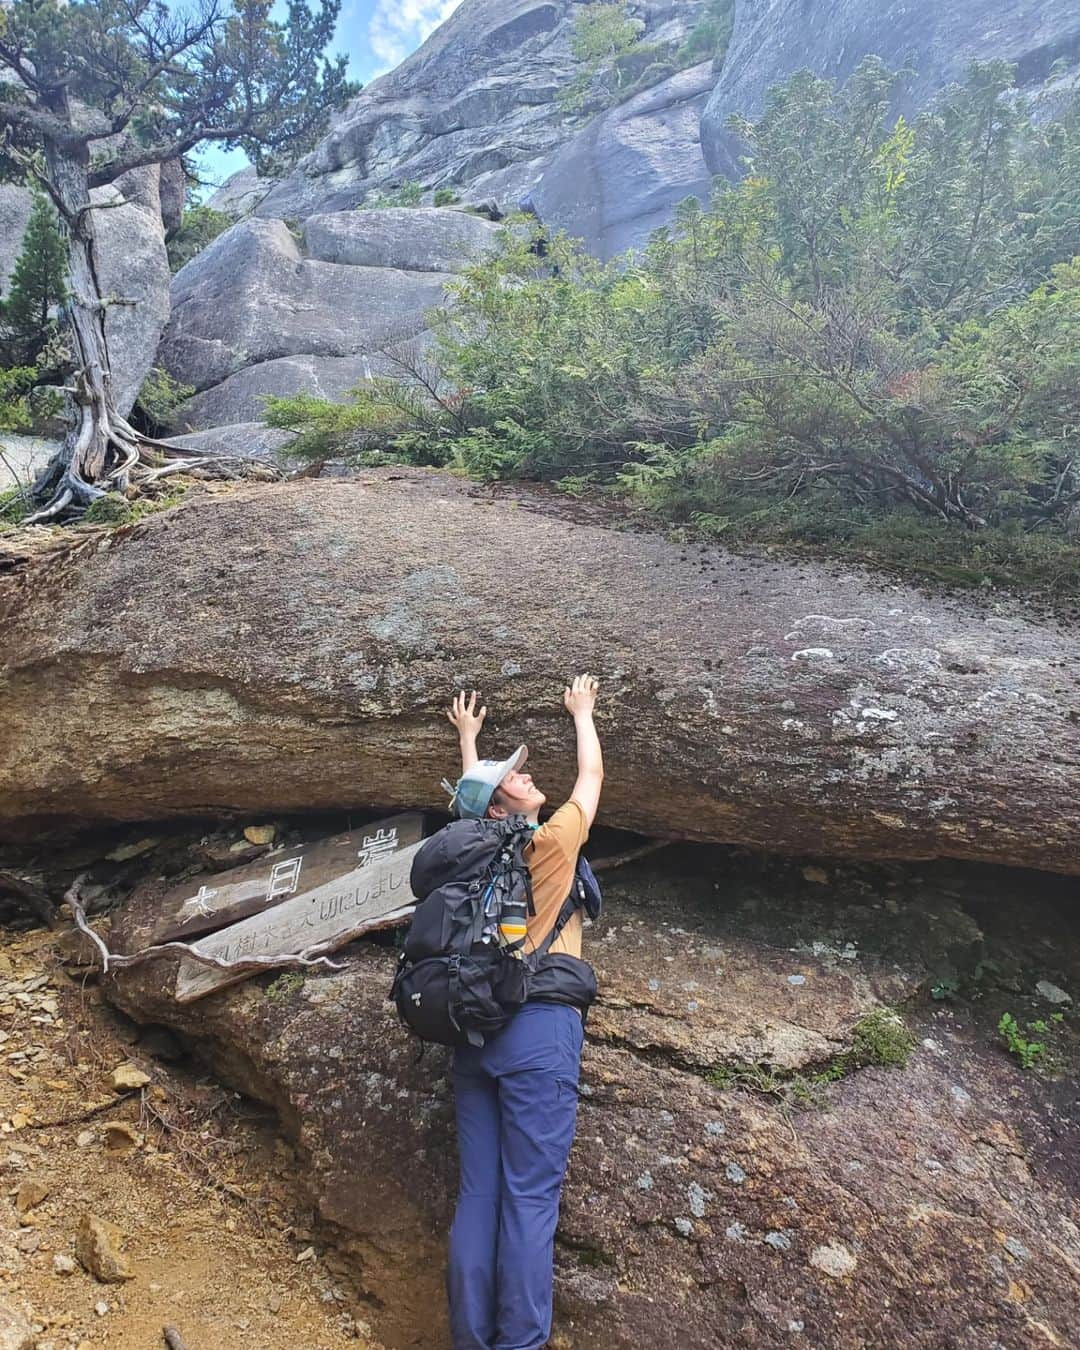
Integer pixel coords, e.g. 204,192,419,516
368,0,462,71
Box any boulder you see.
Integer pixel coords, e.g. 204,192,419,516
700,0,1080,178
0,470,1077,875
0,436,61,492
164,421,297,462
166,350,429,432
91,164,173,416
530,62,716,259
104,853,1080,1348
302,208,499,273
205,165,277,220
158,216,449,398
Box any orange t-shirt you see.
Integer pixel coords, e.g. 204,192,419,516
524,799,589,959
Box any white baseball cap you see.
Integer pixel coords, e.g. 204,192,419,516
442,745,528,819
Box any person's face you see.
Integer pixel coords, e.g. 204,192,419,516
488,768,546,819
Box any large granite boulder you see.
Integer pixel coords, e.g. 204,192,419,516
700,0,1080,177
530,61,716,258
104,851,1080,1348
167,353,410,430
1,470,1077,875
158,216,453,428
303,207,499,272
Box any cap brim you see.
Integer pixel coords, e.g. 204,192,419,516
495,745,528,784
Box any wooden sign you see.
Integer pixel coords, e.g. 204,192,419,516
151,812,426,944
174,838,424,1003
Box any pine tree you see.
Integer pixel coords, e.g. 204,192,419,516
0,192,68,366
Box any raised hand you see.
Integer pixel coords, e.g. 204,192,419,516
447,689,487,739
563,673,599,718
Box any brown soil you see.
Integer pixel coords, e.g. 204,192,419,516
0,922,382,1350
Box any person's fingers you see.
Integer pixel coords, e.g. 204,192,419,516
479,704,487,720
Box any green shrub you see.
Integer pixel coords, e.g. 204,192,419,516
678,0,734,65
434,187,459,207
361,180,424,209
83,492,134,525
134,366,196,436
166,205,232,272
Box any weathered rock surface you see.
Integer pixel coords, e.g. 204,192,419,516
105,853,1080,1348
530,61,715,258
700,0,1080,177
164,421,296,462
1,470,1078,874
302,207,499,273
251,0,708,247
158,211,488,431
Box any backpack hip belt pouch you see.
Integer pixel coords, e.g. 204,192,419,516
389,815,601,1049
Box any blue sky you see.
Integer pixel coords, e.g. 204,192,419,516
191,0,462,193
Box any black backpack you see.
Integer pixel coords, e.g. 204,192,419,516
389,814,599,1049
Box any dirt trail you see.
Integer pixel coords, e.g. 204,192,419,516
0,923,383,1350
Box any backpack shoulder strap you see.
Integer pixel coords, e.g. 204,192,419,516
531,892,582,961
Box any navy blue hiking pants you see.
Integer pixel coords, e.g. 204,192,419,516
448,1001,584,1350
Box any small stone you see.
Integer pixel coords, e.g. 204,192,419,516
105,837,160,862
725,1162,746,1184
704,1121,725,1137
53,1254,76,1275
93,1302,109,1318
765,1230,793,1251
787,974,806,986
111,1062,151,1092
635,1172,653,1192
295,1246,316,1263
673,1217,693,1237
267,1292,283,1313
810,1242,857,1278
243,824,277,845
15,1178,49,1214
725,1222,748,1242
75,1214,133,1283
0,1298,33,1350
802,867,828,885
16,1230,41,1254
75,1131,95,1148
148,1283,162,1294
1035,980,1070,1005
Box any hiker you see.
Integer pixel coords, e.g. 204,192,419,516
444,675,603,1350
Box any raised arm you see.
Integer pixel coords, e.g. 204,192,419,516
564,674,604,827
446,690,487,774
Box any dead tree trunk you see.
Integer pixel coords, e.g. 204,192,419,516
24,94,227,523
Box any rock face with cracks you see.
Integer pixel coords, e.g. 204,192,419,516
104,856,1080,1349
0,471,1078,870
700,0,1080,177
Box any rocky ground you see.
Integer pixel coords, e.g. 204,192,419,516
0,917,383,1349
2,814,1076,1348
